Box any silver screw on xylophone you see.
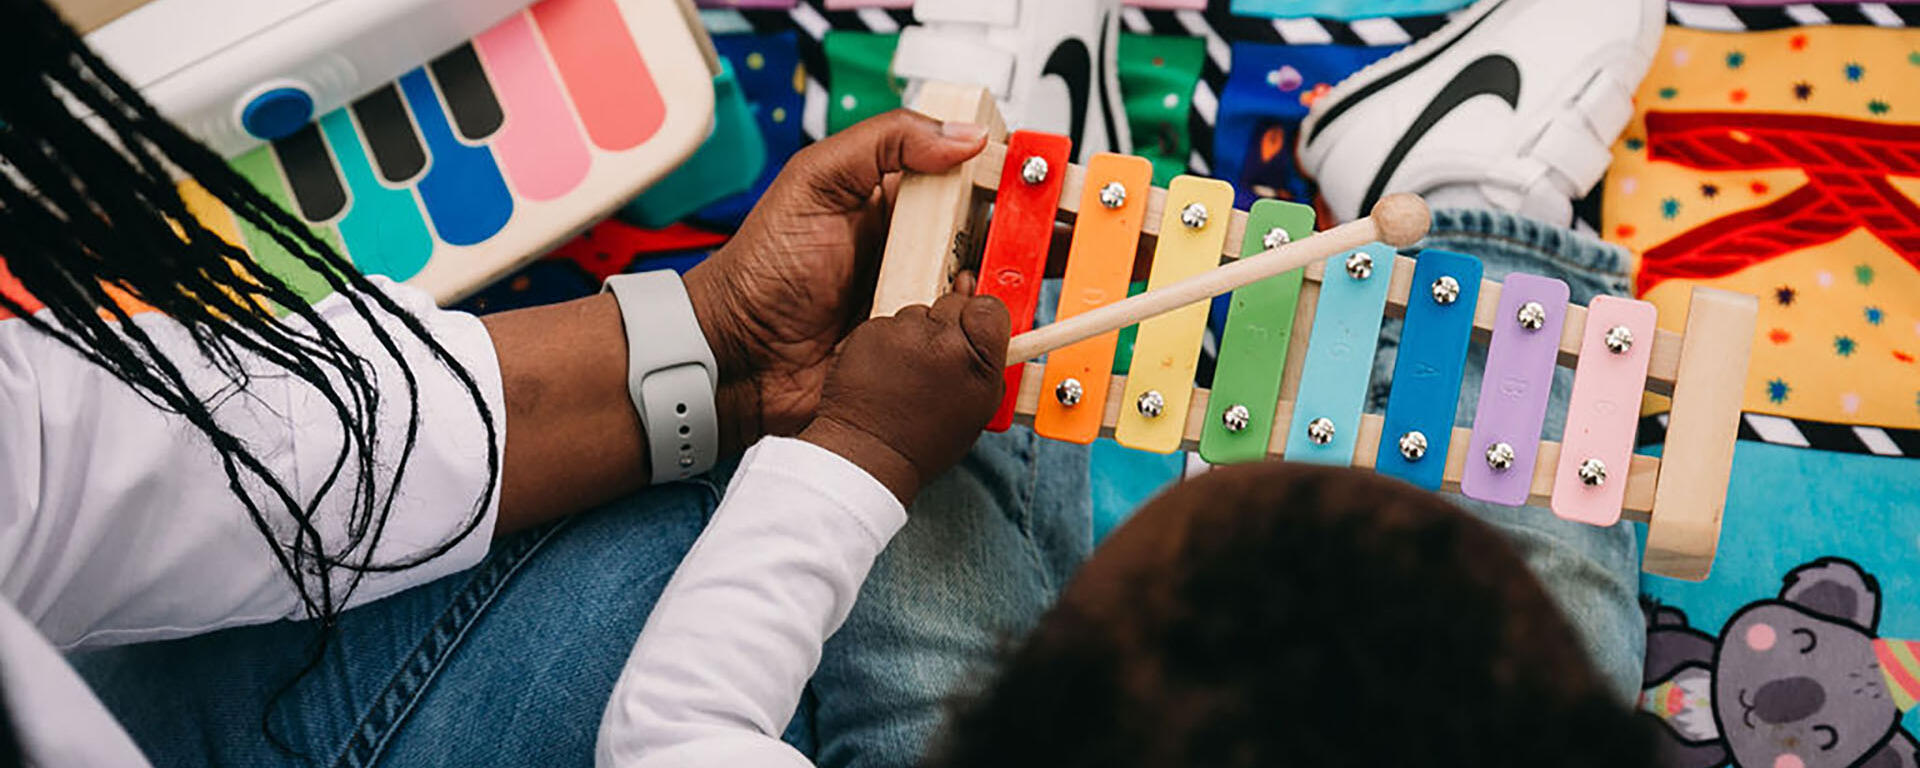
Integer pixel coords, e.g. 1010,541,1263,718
1306,417,1336,445
1578,458,1608,487
1222,404,1251,433
1398,431,1428,461
1055,378,1083,407
1137,390,1166,419
1345,252,1373,280
1020,156,1048,185
1605,325,1634,354
1486,442,1517,470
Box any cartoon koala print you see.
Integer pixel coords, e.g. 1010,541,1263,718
1641,559,1920,768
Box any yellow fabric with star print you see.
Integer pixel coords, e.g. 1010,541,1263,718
1604,26,1920,430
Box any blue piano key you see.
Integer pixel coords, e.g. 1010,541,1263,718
398,68,512,246
1284,243,1395,466
1375,249,1483,489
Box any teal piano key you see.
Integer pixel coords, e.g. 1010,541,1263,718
1283,243,1396,466
1375,249,1483,489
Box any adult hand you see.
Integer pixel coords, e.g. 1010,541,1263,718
684,110,989,453
801,290,1010,504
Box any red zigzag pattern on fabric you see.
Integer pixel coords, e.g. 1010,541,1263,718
1637,111,1920,295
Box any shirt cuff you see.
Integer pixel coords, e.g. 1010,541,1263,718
727,436,908,548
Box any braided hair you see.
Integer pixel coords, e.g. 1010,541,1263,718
0,0,500,630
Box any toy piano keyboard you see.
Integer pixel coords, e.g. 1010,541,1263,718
875,84,1759,581
78,0,716,304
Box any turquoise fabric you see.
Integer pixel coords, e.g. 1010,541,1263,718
621,59,767,228
1637,441,1920,731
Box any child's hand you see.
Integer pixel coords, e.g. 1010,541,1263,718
800,292,1010,504
683,112,988,454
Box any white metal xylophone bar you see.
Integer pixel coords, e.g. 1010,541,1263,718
871,83,1757,582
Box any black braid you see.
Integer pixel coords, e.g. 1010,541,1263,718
0,0,501,725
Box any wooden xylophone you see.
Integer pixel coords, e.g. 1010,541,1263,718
874,83,1759,582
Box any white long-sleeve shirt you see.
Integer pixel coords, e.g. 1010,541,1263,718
597,437,908,767
0,278,505,765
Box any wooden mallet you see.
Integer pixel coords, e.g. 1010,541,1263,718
1004,193,1432,364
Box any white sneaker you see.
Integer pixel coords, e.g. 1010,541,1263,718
1296,0,1665,224
891,0,1132,161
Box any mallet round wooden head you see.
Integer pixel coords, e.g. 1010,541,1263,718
1370,193,1431,248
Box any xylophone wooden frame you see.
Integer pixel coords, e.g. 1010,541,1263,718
871,83,1757,581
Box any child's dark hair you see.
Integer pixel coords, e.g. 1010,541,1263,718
923,463,1656,768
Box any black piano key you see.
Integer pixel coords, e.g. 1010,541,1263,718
352,84,427,184
430,43,505,142
271,123,347,222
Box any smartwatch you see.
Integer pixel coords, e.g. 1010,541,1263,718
602,271,720,483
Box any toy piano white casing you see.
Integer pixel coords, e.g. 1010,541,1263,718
71,0,531,158
57,0,717,303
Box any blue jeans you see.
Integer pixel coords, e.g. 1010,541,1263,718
68,427,1083,767
70,477,815,766
73,208,1640,766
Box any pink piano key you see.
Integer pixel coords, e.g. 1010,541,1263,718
535,0,666,151
1550,296,1657,527
1461,274,1569,507
475,12,592,201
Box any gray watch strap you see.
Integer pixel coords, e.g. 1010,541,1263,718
602,271,720,483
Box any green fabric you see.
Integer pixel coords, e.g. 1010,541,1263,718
1117,34,1205,186
1111,280,1148,375
1199,200,1316,464
824,32,904,136
230,146,342,306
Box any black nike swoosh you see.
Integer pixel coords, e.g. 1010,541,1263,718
1043,37,1092,158
1359,54,1521,216
1304,0,1512,147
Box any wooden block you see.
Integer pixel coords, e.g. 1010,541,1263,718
1033,153,1153,444
1113,176,1235,454
870,83,1005,318
1645,287,1758,582
1551,297,1657,527
976,131,1072,431
1199,200,1315,465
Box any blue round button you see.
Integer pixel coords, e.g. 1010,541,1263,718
240,86,315,141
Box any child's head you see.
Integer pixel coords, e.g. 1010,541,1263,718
923,463,1654,768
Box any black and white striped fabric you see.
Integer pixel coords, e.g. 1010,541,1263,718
1667,2,1920,30
1637,413,1920,457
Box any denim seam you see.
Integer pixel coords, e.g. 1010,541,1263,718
330,517,577,768
1423,230,1630,282
1016,431,1057,595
